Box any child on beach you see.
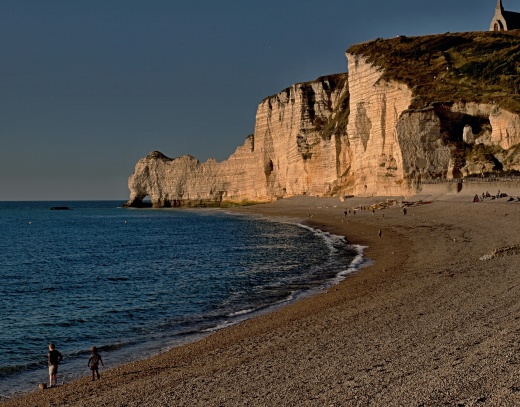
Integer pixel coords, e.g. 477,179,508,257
47,343,63,387
88,346,104,381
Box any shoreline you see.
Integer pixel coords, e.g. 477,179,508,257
0,205,359,400
3,194,520,406
0,199,368,401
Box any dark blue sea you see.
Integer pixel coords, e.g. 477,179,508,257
0,201,363,399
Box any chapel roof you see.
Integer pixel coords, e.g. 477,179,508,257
490,0,520,30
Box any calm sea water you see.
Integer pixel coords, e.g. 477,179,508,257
0,201,363,398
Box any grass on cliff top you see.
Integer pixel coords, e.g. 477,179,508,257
347,31,520,114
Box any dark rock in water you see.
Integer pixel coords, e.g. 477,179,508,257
50,206,71,210
121,201,153,208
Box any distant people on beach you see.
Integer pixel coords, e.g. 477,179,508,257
47,343,63,388
88,346,104,381
477,191,510,201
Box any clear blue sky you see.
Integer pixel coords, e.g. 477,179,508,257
0,0,510,201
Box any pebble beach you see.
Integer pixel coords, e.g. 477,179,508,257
3,192,520,407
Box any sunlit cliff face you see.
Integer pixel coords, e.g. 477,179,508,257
125,33,520,207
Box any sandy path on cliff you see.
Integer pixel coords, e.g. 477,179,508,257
2,193,520,406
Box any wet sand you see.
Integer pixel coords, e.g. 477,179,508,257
3,193,520,406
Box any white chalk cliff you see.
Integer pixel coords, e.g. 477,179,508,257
125,38,520,207
126,75,352,207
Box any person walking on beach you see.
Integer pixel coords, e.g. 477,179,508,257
47,343,63,387
88,346,104,381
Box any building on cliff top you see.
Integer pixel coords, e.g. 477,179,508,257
490,0,520,30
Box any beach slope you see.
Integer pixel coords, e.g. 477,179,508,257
3,194,520,406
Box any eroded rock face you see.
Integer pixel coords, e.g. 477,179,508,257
343,55,520,193
125,76,350,207
126,153,226,207
345,54,414,196
250,77,350,200
397,109,451,184
125,56,520,207
449,102,520,149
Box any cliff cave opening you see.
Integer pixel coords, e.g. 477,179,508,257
264,160,274,177
131,195,152,208
434,105,491,143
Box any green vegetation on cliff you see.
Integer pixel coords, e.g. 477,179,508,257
347,31,520,114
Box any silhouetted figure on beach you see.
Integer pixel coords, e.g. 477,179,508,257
378,229,382,238
47,343,63,388
88,346,104,381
